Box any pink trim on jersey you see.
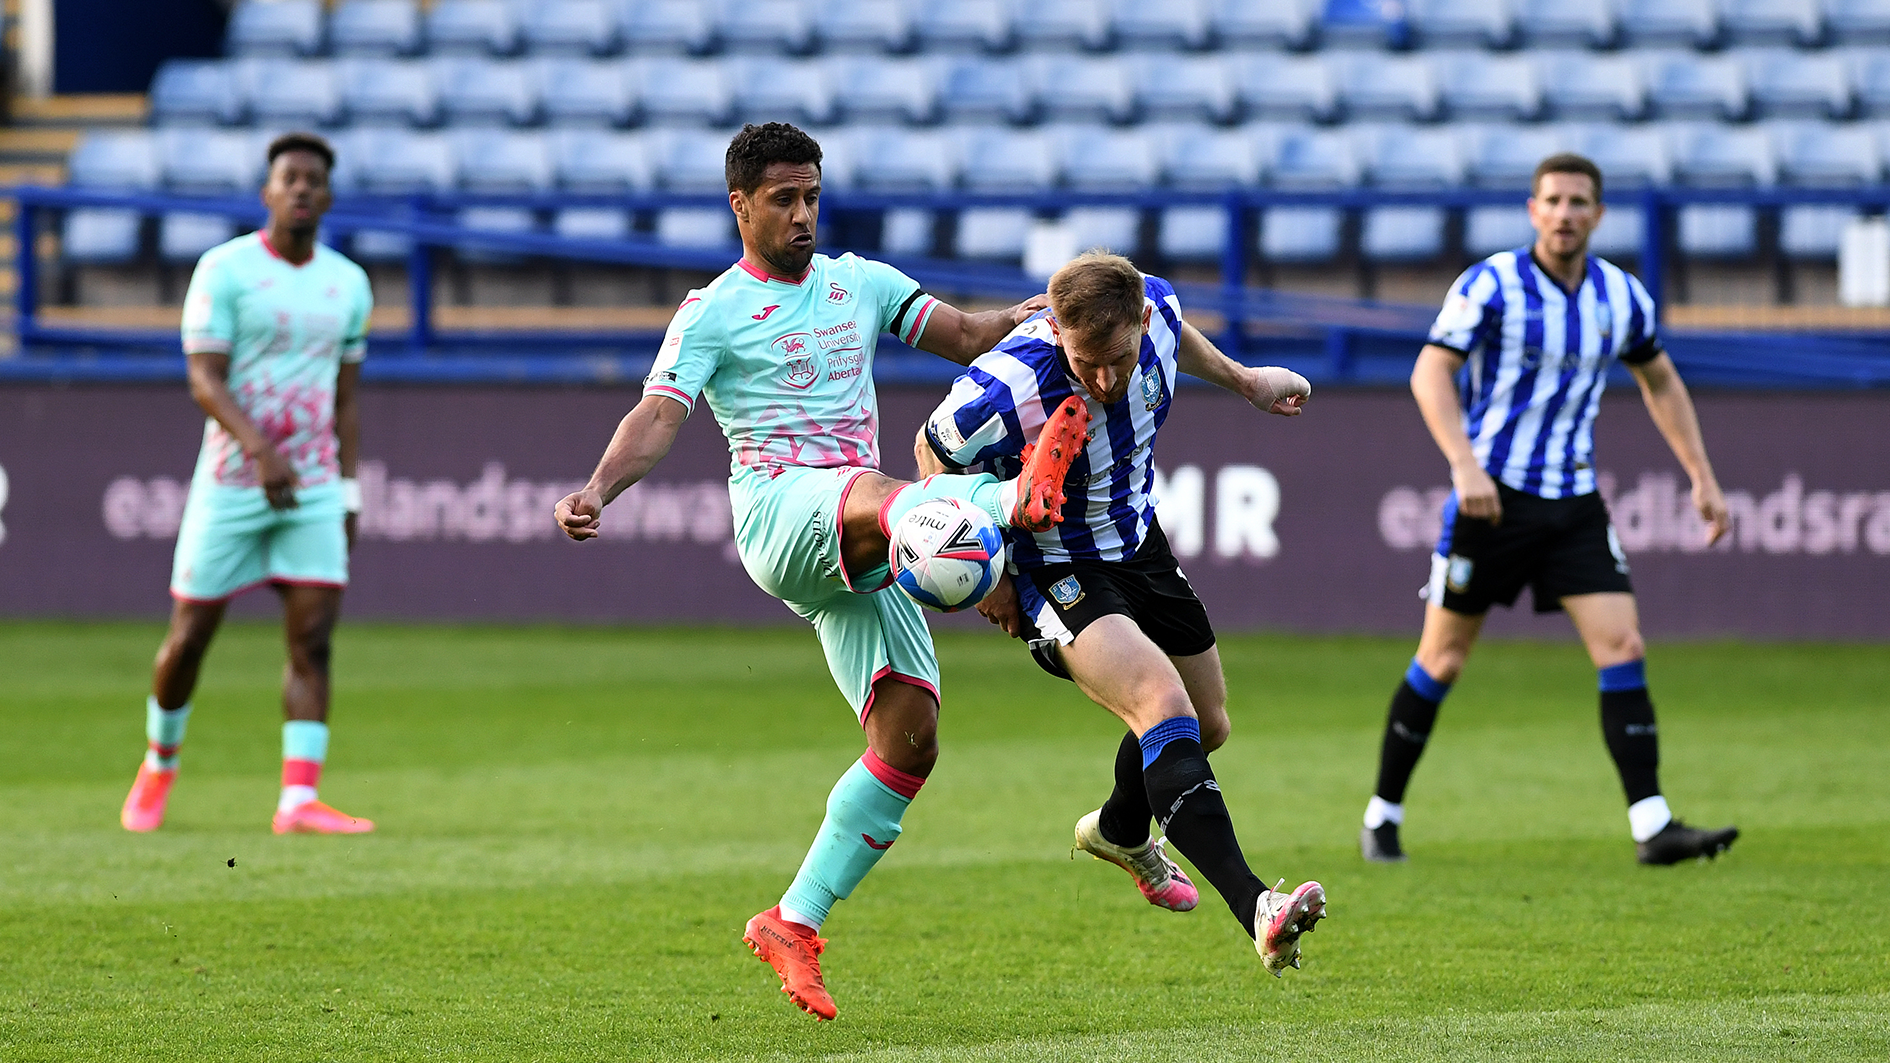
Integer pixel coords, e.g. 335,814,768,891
835,468,894,594
645,384,696,410
258,231,314,268
736,258,809,285
170,578,273,605
861,747,926,800
857,665,941,726
281,758,323,787
900,296,940,346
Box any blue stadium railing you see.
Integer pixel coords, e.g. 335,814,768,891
6,183,1890,388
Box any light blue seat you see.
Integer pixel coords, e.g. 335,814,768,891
1019,0,1113,51
330,1,422,57
1321,0,1410,49
68,131,161,189
1333,54,1440,122
636,58,733,125
1362,206,1446,261
1407,0,1514,48
339,58,438,125
1852,48,1890,115
1618,0,1721,47
336,128,457,192
621,0,715,53
1642,51,1749,121
650,127,733,191
1266,128,1359,189
1211,0,1316,48
150,60,245,126
1464,205,1535,257
1354,125,1465,188
1534,50,1645,120
1744,49,1854,118
1829,0,1890,42
1158,206,1231,261
1722,0,1825,45
1667,122,1778,186
426,1,520,56
1030,56,1134,123
521,0,621,56
1514,0,1615,47
1115,0,1212,50
538,58,635,126
829,56,938,123
1678,205,1757,257
161,213,239,263
1134,54,1234,123
1063,206,1141,256
452,129,554,190
1261,207,1342,262
1588,205,1646,257
554,205,634,239
243,59,344,128
1771,121,1881,186
159,129,261,193
916,0,1013,52
655,207,735,248
434,56,539,125
1563,123,1671,187
1229,52,1338,122
955,208,1034,260
939,57,1033,123
1780,206,1860,257
1461,123,1571,187
1060,126,1158,190
731,57,835,125
816,0,914,52
716,0,815,54
227,0,325,57
881,207,936,254
852,126,958,190
957,128,1058,191
550,128,652,190
63,208,144,264
1157,123,1262,189
1434,51,1542,121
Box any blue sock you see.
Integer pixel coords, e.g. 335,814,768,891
1598,659,1647,692
1404,658,1453,704
881,473,1013,534
779,751,924,931
1139,715,1202,768
144,696,191,771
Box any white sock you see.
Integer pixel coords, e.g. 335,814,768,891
1628,795,1673,843
1364,795,1403,829
777,903,822,934
996,478,1020,522
279,785,318,813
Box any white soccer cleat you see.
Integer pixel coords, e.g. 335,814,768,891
1073,809,1199,912
1255,879,1326,976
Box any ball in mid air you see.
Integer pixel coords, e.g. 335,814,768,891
889,497,1006,612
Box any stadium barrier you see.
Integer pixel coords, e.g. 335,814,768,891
2,384,1885,639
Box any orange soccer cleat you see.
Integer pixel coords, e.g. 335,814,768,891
121,763,177,832
743,906,837,1021
1013,396,1091,533
271,800,375,835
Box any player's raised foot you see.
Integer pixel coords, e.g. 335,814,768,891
272,800,375,835
1360,822,1407,863
1012,397,1090,532
1073,809,1199,912
121,763,177,832
1635,819,1738,865
1255,879,1326,976
743,906,837,1021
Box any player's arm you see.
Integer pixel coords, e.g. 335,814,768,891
186,351,299,510
911,295,1050,366
1627,352,1729,545
1411,343,1502,523
554,395,689,542
1176,320,1310,415
333,362,362,548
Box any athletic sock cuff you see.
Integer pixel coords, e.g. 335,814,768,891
860,748,925,800
1139,716,1202,769
282,720,330,763
1599,659,1648,692
1404,658,1452,703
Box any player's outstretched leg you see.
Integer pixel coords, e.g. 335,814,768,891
1073,732,1198,911
878,396,1091,536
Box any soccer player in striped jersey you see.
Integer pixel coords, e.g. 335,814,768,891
552,123,1089,1021
916,252,1327,976
1359,153,1738,866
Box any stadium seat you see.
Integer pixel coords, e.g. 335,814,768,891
956,128,1057,191
339,58,439,126
553,205,633,240
159,129,261,193
621,0,715,54
150,60,246,126
1261,207,1341,261
1780,205,1859,256
1156,122,1262,189
1157,206,1230,261
226,0,325,58
1019,0,1114,51
1563,123,1671,187
1617,0,1720,47
1266,128,1360,189
244,59,344,129
1744,49,1853,118
538,58,635,126
426,1,520,57
636,58,733,125
880,208,935,254
1534,51,1645,121
716,0,815,54
731,57,836,125
452,129,554,191
1433,52,1543,121
1851,48,1890,115
1678,205,1757,256
1362,206,1446,261
62,209,144,265
1721,0,1825,46
1642,51,1749,121
1115,0,1212,50
814,129,862,191
1588,204,1645,257
1354,125,1465,188
1322,0,1410,49
1210,0,1316,48
330,1,422,57
655,207,734,247
916,0,1013,52
550,128,652,190
649,127,733,191
161,213,239,263
520,0,621,57
334,128,456,192
938,57,1033,123
1060,126,1159,190
1768,121,1878,188
1514,0,1616,47
1029,56,1135,123
816,0,914,52
1332,54,1441,122
954,208,1033,259
1668,123,1779,186
1133,54,1235,123
1829,0,1890,42
1464,205,1534,256
851,126,958,189
1229,53,1339,123
68,131,161,190
432,56,539,125
1461,124,1574,187
1407,0,1515,48
829,56,938,124
1062,207,1142,256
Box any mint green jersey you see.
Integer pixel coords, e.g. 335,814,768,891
643,253,939,472
180,232,373,489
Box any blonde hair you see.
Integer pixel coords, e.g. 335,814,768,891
1048,251,1144,341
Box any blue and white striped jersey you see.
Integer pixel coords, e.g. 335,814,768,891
1431,248,1663,500
922,274,1183,566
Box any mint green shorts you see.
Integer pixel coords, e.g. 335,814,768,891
729,464,939,721
170,479,348,602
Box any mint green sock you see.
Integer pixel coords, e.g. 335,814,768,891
779,755,923,930
144,696,191,771
881,473,1014,533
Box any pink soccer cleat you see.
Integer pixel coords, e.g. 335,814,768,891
272,800,375,835
121,763,177,832
744,906,838,1021
1073,809,1200,912
1255,879,1327,976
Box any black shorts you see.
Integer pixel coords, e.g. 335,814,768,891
1014,521,1217,681
1430,484,1633,615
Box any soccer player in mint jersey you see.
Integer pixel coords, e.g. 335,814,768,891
917,252,1326,976
552,123,1089,1021
1359,153,1738,867
119,133,375,838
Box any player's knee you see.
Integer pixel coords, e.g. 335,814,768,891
1199,710,1231,753
1418,646,1468,684
1142,684,1196,729
1600,629,1645,667
160,621,216,666
290,631,333,676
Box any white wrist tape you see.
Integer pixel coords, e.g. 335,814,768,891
339,477,363,514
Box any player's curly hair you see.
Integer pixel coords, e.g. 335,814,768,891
1533,152,1604,200
1048,251,1145,341
265,132,335,176
725,122,823,194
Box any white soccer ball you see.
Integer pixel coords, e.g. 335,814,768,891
889,497,1006,612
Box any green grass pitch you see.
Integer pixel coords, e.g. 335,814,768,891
0,621,1885,1061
